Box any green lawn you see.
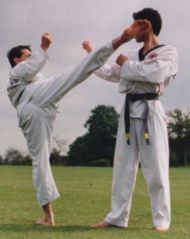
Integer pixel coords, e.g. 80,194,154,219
0,166,189,239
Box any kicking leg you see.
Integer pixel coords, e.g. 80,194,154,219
31,42,114,107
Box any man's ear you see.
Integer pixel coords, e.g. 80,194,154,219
13,57,21,65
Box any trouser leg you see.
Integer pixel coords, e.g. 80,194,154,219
31,43,114,107
137,116,170,228
105,109,140,227
19,103,60,206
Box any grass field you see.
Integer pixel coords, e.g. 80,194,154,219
0,166,189,239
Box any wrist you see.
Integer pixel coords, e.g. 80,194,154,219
41,45,47,52
112,35,126,50
121,31,133,43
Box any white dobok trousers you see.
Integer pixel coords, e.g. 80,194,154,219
105,102,170,228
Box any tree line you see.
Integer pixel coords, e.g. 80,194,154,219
0,106,190,167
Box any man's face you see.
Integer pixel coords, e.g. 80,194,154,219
135,30,149,43
19,49,31,61
14,48,31,65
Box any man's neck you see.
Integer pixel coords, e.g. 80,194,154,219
143,35,160,54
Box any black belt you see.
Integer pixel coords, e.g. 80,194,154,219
124,93,159,145
15,89,25,106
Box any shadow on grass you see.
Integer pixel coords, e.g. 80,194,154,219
0,224,93,233
0,224,152,233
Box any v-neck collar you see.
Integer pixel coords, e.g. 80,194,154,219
138,44,165,61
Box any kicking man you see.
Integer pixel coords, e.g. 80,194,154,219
6,24,146,225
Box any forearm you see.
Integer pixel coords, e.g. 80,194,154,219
121,59,178,84
121,46,178,84
95,63,120,83
112,35,126,50
120,62,165,83
111,28,135,50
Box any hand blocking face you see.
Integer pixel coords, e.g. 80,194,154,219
122,20,152,42
133,20,153,42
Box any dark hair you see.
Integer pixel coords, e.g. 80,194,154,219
133,8,162,35
7,45,31,67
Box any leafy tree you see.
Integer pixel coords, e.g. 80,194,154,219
84,105,119,164
50,148,67,165
168,109,190,166
0,154,3,165
67,134,90,166
67,105,119,166
3,148,26,165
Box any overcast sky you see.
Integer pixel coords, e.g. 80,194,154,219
0,0,189,155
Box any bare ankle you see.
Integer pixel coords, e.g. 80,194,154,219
41,202,55,225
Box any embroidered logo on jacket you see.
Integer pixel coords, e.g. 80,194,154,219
148,53,158,59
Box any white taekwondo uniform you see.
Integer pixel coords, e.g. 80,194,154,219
7,42,114,206
95,45,178,228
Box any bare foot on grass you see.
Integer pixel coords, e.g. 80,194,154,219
91,221,123,229
35,215,55,226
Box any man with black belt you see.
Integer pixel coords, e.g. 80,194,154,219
6,26,145,226
83,8,178,231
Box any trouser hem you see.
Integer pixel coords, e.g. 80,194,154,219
105,217,128,228
39,194,60,207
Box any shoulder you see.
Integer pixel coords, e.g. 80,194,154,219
146,45,178,61
10,63,23,76
157,45,178,54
